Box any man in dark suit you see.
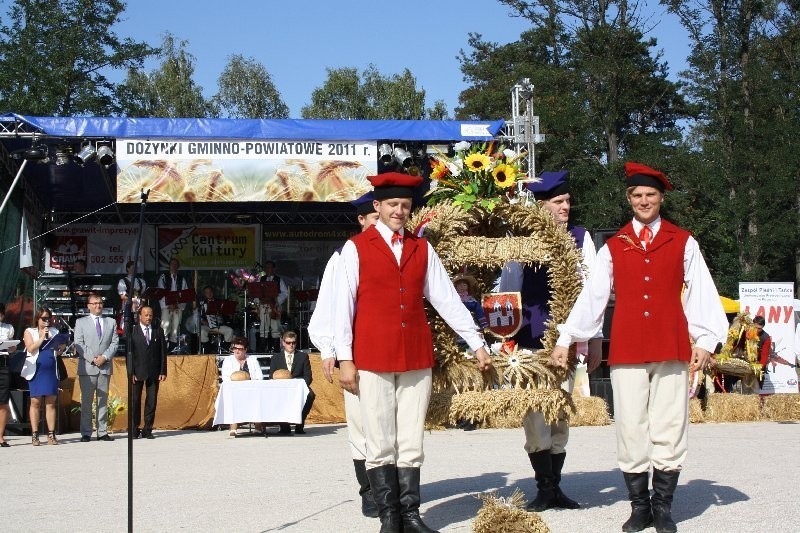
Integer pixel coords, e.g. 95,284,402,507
130,306,168,439
269,330,315,435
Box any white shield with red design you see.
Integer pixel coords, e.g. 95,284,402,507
482,292,522,339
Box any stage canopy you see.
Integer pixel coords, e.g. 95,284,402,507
0,113,507,218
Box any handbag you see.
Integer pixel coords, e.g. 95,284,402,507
56,355,68,381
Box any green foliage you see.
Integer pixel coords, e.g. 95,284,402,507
301,64,434,120
0,0,156,115
214,54,289,119
117,33,217,118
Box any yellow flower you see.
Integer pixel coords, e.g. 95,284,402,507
464,153,491,172
115,404,126,414
493,164,516,188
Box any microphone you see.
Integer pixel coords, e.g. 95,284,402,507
44,330,50,340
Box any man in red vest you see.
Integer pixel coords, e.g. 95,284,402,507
333,172,491,533
550,162,727,533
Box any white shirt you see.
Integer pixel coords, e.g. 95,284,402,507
117,276,147,297
0,322,15,353
307,251,340,359
555,216,728,353
220,354,264,381
332,220,485,362
140,323,152,341
498,227,603,344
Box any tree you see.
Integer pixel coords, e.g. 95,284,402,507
0,0,156,116
117,33,217,118
214,54,289,119
302,64,430,120
664,0,800,293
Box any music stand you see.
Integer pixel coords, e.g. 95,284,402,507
246,282,278,300
165,288,196,306
140,287,168,304
207,300,237,317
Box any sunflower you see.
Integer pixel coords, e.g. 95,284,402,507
115,404,126,414
492,164,516,188
464,153,491,172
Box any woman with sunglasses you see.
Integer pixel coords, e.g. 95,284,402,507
23,308,61,445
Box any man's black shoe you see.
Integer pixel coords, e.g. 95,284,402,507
295,425,306,434
80,435,91,443
133,428,142,439
97,434,115,441
278,424,293,435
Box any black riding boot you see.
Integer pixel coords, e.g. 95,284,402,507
397,467,439,533
353,459,378,518
525,450,556,512
366,465,402,533
651,469,679,533
550,452,580,509
621,472,653,532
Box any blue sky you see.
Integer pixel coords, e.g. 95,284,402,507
6,0,691,118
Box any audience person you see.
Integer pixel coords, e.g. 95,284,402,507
269,330,315,435
220,336,264,438
74,293,119,442
0,302,16,447
22,308,62,446
130,306,167,439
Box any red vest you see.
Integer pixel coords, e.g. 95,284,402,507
352,226,433,372
606,219,692,365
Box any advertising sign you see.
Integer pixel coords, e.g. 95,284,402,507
44,225,154,274
157,225,260,270
116,138,377,203
739,282,797,394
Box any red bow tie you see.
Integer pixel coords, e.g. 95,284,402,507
391,231,404,245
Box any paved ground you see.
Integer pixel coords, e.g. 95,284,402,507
2,420,797,532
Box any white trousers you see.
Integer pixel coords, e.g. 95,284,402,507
611,360,689,473
161,308,182,343
523,373,574,454
358,368,432,469
344,388,367,460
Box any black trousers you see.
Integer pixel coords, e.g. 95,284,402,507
301,389,316,424
132,377,160,431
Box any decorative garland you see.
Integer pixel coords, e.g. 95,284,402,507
408,199,585,424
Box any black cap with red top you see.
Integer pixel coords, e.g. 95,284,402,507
625,162,673,192
368,172,422,200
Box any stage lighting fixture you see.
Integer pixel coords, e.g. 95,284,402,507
393,146,413,168
378,143,393,165
96,144,115,167
54,146,72,165
74,142,96,165
23,145,49,161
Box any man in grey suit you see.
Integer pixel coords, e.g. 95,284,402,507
74,293,119,442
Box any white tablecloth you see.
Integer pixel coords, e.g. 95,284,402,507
212,379,309,425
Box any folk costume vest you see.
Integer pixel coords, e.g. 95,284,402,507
516,225,586,349
352,225,432,372
606,219,692,365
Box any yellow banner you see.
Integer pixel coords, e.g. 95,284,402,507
158,225,260,270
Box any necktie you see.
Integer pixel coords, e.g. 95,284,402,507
95,317,102,338
639,225,653,249
391,231,403,245
286,353,294,370
145,327,151,344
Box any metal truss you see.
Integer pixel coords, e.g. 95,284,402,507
50,206,359,226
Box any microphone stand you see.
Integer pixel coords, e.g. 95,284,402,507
126,189,149,533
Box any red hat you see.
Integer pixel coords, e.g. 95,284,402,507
624,162,673,192
368,172,422,200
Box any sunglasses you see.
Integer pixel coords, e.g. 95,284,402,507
283,340,296,345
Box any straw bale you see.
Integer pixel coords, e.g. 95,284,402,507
449,389,572,428
570,396,611,426
425,392,454,430
705,394,761,422
472,490,550,533
761,394,800,421
689,398,705,423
